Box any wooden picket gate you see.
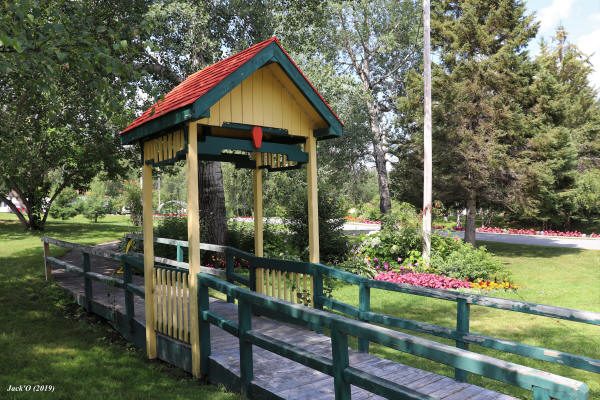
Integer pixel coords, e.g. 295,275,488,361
255,268,313,306
154,265,190,343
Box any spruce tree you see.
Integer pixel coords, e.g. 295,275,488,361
428,0,537,243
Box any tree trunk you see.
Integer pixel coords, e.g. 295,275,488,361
0,193,29,229
366,101,392,214
199,161,227,246
464,191,477,245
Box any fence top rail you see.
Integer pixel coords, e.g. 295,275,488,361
124,235,600,326
312,263,600,326
200,274,589,400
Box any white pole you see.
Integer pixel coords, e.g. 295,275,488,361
422,0,432,263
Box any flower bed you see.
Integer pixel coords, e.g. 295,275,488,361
374,270,517,291
345,216,381,225
375,271,471,289
451,225,598,238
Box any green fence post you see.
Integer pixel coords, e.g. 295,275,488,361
82,251,92,312
225,252,234,303
176,244,184,262
249,264,256,292
331,321,351,400
124,260,134,333
199,280,211,378
532,387,552,400
455,297,470,382
358,282,371,353
312,267,324,310
238,299,253,398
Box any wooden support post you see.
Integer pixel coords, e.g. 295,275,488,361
142,162,157,359
455,298,470,382
124,260,134,333
331,322,350,400
43,241,52,280
82,251,92,312
253,152,264,293
306,134,319,264
238,299,253,398
358,282,371,353
198,280,211,378
187,121,202,378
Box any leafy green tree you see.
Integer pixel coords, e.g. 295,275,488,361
306,0,422,214
0,0,138,229
82,178,109,223
121,181,143,226
394,0,538,244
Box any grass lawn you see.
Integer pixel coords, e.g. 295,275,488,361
2,212,598,399
334,241,600,399
0,213,238,400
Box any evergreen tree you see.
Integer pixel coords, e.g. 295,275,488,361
395,0,538,244
511,28,600,228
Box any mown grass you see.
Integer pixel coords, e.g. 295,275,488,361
3,212,599,399
334,241,600,399
0,213,238,400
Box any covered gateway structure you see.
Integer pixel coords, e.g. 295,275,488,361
120,37,343,376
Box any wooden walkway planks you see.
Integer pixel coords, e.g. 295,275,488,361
51,247,517,400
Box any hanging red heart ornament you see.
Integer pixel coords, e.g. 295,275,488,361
251,125,263,149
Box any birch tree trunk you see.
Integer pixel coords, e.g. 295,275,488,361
366,100,392,214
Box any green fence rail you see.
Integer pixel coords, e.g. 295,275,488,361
200,274,589,400
126,234,600,383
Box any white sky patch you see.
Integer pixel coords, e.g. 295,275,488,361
537,0,575,35
577,29,600,91
589,12,600,22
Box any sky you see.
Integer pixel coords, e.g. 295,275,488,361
526,0,600,91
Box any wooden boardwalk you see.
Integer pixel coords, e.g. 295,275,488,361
54,246,516,400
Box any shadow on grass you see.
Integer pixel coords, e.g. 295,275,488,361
0,219,237,400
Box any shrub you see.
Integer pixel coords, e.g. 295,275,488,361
121,182,143,226
154,217,188,259
285,189,349,264
82,195,107,223
344,205,509,282
49,187,80,220
430,243,508,282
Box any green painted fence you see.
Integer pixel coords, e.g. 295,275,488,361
199,274,589,400
126,234,600,383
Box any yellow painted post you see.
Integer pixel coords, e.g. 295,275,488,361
306,134,320,264
187,121,202,378
142,163,157,359
253,152,264,293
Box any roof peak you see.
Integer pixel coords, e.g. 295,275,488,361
120,37,341,139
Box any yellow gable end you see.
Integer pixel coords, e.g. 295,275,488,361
198,63,329,137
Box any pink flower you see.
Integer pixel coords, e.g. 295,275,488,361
374,271,471,290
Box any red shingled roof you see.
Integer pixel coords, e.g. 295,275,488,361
121,37,341,135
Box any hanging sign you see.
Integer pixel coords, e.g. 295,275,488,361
251,125,263,149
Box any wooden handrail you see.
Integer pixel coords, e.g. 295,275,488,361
114,235,600,376
200,274,589,400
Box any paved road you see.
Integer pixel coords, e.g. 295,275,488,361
342,223,600,250
442,230,600,250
